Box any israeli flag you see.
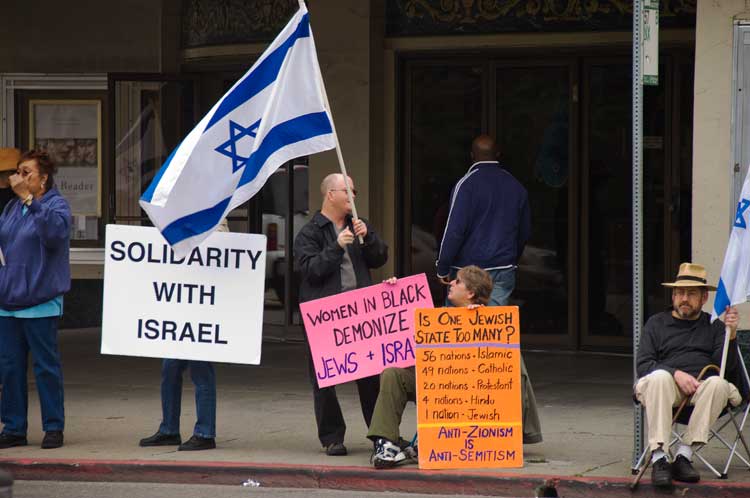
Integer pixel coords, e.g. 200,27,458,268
140,3,334,256
712,168,750,321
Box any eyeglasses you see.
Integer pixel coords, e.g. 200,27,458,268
329,188,357,196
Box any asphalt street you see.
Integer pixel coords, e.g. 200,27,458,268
12,481,507,498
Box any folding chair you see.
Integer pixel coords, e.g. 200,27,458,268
630,354,750,489
687,341,750,478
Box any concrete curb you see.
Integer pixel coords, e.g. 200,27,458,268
1,457,750,497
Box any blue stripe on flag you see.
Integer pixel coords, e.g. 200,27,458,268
205,14,311,132
141,143,181,203
714,278,730,317
238,111,332,187
161,196,232,246
158,113,331,246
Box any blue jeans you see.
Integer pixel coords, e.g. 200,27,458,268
158,359,216,439
444,267,516,306
487,267,516,306
0,316,65,435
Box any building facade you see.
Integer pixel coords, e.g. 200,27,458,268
1,0,743,351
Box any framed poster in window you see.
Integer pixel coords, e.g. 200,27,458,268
28,99,102,230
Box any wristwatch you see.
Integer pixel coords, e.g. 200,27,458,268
23,194,33,207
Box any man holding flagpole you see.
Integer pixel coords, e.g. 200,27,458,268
294,173,388,456
635,263,743,489
136,0,383,457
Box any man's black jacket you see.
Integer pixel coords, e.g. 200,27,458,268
294,211,388,304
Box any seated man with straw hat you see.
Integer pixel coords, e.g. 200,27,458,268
636,263,743,488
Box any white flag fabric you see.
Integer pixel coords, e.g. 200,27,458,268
140,3,334,256
712,168,750,321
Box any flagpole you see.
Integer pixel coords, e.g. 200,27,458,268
720,324,732,378
315,48,364,244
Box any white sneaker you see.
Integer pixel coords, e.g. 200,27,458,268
373,438,408,469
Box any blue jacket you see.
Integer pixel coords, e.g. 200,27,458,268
437,161,530,277
0,188,71,310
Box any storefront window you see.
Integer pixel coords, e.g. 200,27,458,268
29,99,102,241
261,160,310,329
112,78,195,226
11,83,108,248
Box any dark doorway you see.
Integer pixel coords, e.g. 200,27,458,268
399,50,694,351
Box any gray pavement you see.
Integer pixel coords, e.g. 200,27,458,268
0,328,747,482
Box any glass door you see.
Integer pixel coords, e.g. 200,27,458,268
401,60,485,305
108,74,197,227
401,58,577,347
492,60,577,345
580,58,674,349
400,51,692,351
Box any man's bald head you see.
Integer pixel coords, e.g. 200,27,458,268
320,172,356,218
320,173,337,197
471,135,499,162
320,173,347,197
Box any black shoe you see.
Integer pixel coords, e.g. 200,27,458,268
672,455,700,483
325,442,347,456
651,457,672,488
0,432,27,449
178,435,216,451
41,431,63,449
139,431,181,447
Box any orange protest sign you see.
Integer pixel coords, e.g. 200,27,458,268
415,306,522,469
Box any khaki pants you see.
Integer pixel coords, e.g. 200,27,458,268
635,369,742,451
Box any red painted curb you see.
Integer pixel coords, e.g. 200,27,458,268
1,457,750,497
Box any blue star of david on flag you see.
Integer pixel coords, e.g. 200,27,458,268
712,170,750,323
139,3,336,257
215,119,261,173
734,199,750,229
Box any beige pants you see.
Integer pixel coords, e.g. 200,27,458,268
635,369,742,451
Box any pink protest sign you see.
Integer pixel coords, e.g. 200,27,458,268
300,273,433,388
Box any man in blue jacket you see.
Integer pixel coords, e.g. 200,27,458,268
436,134,530,306
435,135,542,446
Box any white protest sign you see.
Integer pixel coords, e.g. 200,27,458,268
101,224,266,364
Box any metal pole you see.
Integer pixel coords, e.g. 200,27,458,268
632,0,645,471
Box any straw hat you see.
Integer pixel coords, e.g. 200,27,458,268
0,148,21,172
661,262,717,291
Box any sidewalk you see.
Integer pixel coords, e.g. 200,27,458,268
1,328,749,497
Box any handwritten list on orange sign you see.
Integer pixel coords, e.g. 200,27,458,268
415,306,522,470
